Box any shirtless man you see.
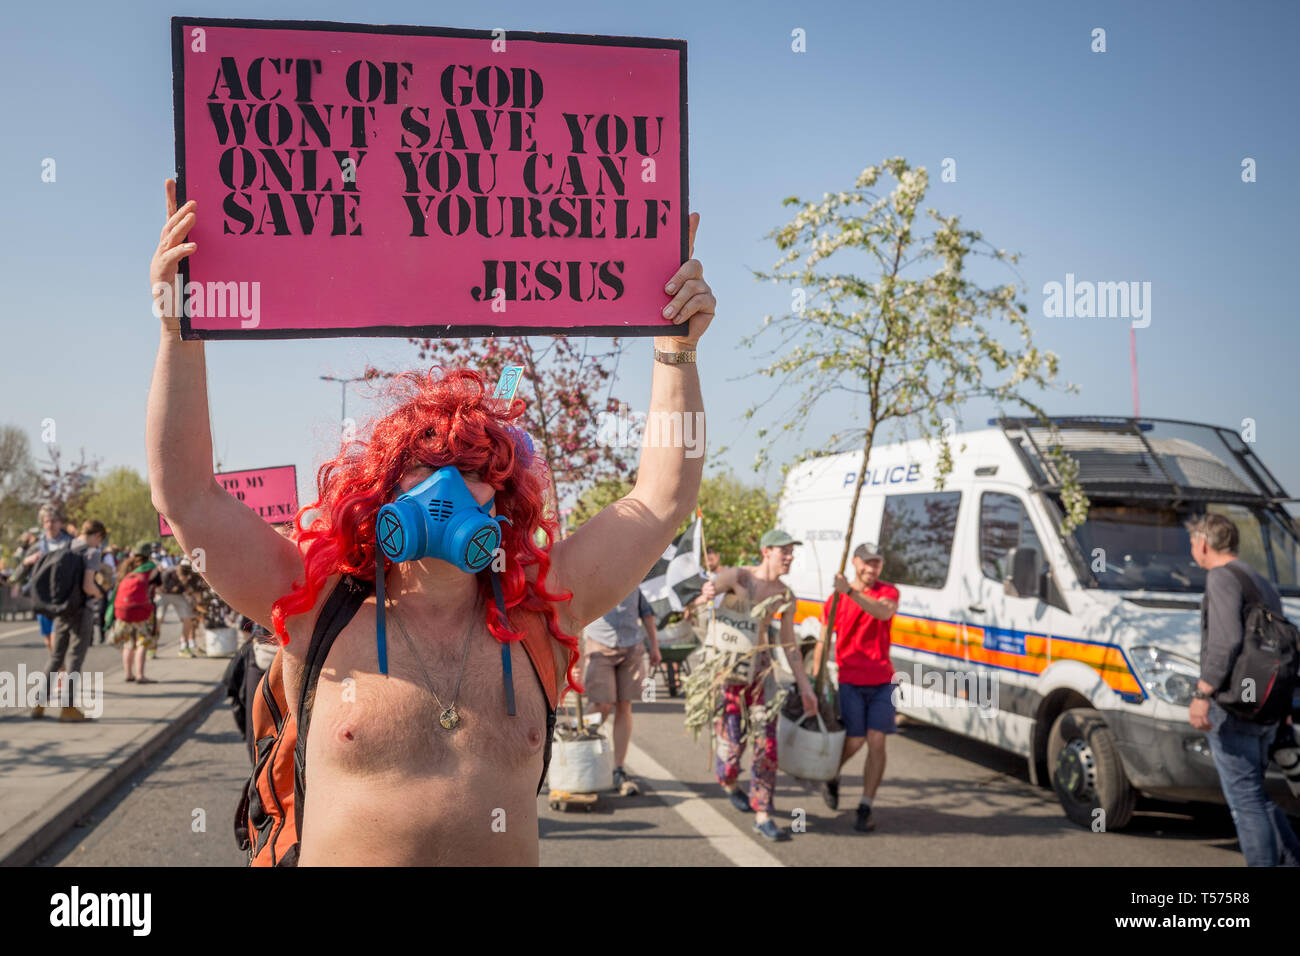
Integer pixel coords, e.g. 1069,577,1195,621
700,530,817,841
146,178,713,865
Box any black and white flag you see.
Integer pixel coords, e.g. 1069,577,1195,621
638,515,706,627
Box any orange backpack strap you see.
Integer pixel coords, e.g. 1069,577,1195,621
519,628,560,712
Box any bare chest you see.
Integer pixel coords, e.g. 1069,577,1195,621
724,575,793,626
287,604,551,782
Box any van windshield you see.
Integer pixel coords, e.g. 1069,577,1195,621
1067,500,1300,596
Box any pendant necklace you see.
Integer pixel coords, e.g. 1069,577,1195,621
385,595,480,730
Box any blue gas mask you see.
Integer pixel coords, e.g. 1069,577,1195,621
376,466,507,572
372,428,536,719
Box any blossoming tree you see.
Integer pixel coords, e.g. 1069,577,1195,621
744,157,1086,697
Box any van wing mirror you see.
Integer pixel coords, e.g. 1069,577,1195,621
1005,547,1043,599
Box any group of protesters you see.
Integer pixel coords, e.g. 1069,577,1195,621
578,530,897,843
3,504,232,719
578,516,1300,866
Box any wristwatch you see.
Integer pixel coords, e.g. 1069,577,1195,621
1191,689,1213,700
654,348,697,365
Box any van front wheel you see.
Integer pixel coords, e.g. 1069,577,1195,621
1046,708,1136,831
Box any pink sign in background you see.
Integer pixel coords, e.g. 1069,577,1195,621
159,465,299,536
172,18,687,339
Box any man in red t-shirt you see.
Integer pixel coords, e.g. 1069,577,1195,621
815,543,899,832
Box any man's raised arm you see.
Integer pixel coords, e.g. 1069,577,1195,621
146,179,301,632
552,214,714,627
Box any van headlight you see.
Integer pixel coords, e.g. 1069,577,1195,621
1131,646,1200,705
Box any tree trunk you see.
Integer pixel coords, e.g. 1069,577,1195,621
519,338,566,539
813,422,878,699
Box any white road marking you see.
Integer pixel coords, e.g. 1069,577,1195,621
0,625,40,642
626,740,785,867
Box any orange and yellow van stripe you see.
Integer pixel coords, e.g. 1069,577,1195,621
784,598,1143,698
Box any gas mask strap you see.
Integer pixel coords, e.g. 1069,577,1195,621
375,549,389,676
490,570,516,716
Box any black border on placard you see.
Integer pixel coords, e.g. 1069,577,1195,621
157,463,300,536
169,17,688,341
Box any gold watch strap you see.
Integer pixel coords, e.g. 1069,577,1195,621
654,348,697,365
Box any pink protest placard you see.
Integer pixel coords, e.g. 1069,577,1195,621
159,465,299,536
170,17,688,339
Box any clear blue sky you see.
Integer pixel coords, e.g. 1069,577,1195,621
3,0,1297,516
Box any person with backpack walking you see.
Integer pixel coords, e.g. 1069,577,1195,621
1187,512,1300,866
23,507,73,654
108,544,162,684
29,507,101,720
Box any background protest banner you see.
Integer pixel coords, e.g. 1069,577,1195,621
158,464,299,536
170,17,688,339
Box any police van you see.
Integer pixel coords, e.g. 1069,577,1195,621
774,417,1300,829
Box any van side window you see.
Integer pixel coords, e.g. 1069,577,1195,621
879,492,962,589
981,492,1044,582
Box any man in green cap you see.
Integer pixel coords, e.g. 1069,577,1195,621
699,529,818,842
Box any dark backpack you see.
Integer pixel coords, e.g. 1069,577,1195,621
31,546,85,617
1215,564,1300,723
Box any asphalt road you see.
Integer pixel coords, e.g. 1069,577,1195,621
28,656,1252,867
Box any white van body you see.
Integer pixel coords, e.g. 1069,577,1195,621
774,417,1300,828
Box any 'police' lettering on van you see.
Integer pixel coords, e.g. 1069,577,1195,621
843,463,922,488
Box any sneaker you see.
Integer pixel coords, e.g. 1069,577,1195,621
178,647,194,658
612,767,640,796
822,777,840,811
727,788,753,813
753,818,791,842
30,705,45,719
147,649,156,659
854,805,876,832
58,706,89,722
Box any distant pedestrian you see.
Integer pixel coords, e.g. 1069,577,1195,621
690,547,725,613
158,558,203,657
8,529,40,615
109,544,162,684
583,587,661,795
74,520,112,645
1187,513,1300,866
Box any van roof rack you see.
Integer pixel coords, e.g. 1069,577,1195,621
993,416,1290,506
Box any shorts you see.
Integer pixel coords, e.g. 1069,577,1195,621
839,681,897,737
583,641,646,704
113,619,159,652
38,614,53,637
155,593,195,622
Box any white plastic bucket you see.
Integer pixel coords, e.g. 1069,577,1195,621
777,711,846,782
548,734,614,793
203,626,239,657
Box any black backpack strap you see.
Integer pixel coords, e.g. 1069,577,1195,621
538,698,557,797
292,574,374,838
1223,563,1264,609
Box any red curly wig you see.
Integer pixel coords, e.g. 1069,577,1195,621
270,367,581,696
